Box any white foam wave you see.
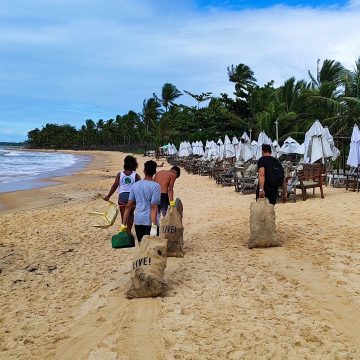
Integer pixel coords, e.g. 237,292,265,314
0,151,80,184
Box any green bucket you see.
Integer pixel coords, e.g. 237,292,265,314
111,232,135,249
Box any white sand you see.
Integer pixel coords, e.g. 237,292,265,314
0,151,359,359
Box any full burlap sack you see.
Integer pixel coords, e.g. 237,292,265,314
127,235,168,298
174,198,183,219
248,198,282,248
160,205,184,257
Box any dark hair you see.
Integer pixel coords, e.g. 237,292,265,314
262,144,272,154
171,166,181,178
144,160,157,177
123,155,138,171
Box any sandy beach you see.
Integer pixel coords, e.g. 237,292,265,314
0,150,359,360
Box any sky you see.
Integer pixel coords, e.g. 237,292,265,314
0,0,359,142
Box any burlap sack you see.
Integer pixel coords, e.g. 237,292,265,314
160,206,184,257
248,198,282,248
174,198,183,219
127,235,168,298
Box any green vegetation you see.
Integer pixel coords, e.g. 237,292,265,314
27,58,360,150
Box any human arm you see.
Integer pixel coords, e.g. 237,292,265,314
150,204,158,226
258,167,265,198
135,173,141,182
120,200,134,231
150,184,161,227
168,174,176,203
104,173,120,201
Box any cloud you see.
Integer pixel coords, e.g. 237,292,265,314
348,0,360,8
0,1,359,141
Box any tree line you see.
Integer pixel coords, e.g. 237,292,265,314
27,58,360,150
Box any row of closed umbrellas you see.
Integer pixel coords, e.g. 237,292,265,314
163,120,360,167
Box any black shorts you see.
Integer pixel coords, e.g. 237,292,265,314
159,193,170,214
256,187,278,205
134,225,159,243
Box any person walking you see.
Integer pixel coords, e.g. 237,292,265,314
256,144,287,205
154,166,181,217
104,155,140,233
120,160,161,243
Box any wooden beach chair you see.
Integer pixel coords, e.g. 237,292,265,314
296,163,324,200
345,166,360,192
89,200,119,228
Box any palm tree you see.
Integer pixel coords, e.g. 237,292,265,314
327,57,360,134
154,83,182,112
227,64,257,99
302,59,345,126
85,119,96,146
96,119,104,145
141,97,162,133
308,59,344,90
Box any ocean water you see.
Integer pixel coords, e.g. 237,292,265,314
0,147,89,193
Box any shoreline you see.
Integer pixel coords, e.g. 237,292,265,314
0,152,91,194
0,150,110,212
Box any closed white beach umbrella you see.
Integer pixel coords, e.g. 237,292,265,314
179,141,191,157
299,142,305,155
185,141,192,156
180,141,189,157
209,140,219,159
191,142,197,155
323,127,340,161
232,136,240,160
198,141,205,157
195,141,200,156
279,137,303,155
224,135,235,158
347,124,360,168
251,140,258,158
272,140,280,158
178,142,184,157
241,132,250,142
238,132,253,162
206,141,212,159
303,120,333,163
217,138,224,160
171,143,177,155
204,140,210,159
256,131,273,160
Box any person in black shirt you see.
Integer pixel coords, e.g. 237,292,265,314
256,144,287,205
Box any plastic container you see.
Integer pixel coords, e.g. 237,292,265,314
111,232,135,249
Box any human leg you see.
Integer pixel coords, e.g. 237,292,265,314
118,192,131,233
265,187,278,205
134,225,151,243
159,193,170,217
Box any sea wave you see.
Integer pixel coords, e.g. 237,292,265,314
0,150,79,184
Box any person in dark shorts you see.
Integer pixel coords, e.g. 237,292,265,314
154,166,181,217
256,144,287,205
104,155,140,233
121,160,161,243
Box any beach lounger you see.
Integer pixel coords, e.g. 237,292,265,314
234,162,257,194
89,200,119,228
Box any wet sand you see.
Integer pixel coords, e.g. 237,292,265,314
0,151,359,359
